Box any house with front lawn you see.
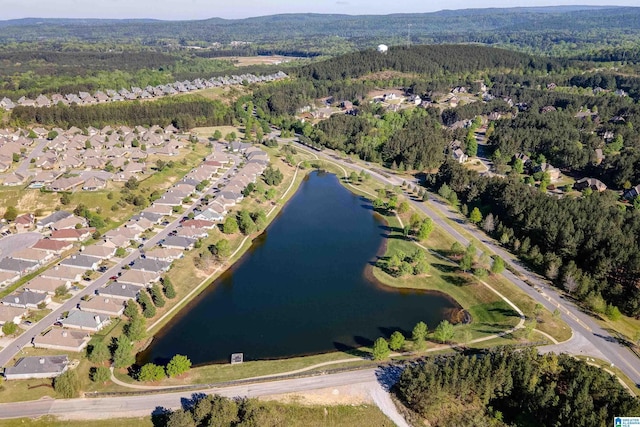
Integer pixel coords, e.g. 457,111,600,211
3,355,69,380
161,236,196,251
11,248,55,265
144,247,184,262
0,258,39,275
129,257,171,274
79,296,126,316
117,269,161,287
99,283,143,300
60,310,110,332
31,239,74,255
60,254,101,271
0,305,27,326
81,244,116,259
41,265,83,282
2,291,51,309
50,228,94,242
33,328,90,352
24,276,70,295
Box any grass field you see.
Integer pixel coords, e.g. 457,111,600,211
0,403,392,427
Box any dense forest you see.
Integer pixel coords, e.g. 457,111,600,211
10,96,233,129
395,348,640,426
432,161,640,316
2,7,640,58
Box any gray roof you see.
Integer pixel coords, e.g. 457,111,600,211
218,190,243,200
2,291,48,306
61,309,109,329
37,210,72,227
162,236,196,249
130,257,171,273
132,212,164,223
100,283,143,299
60,254,101,269
4,355,68,377
0,258,38,273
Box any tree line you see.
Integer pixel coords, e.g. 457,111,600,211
9,97,234,129
432,160,640,316
395,347,640,427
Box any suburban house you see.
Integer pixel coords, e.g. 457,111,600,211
181,219,216,230
129,257,171,273
624,184,640,200
2,291,51,309
11,248,55,265
153,195,184,207
47,176,85,192
533,163,561,181
81,244,116,259
452,148,468,163
161,236,196,251
3,355,69,380
50,228,94,242
117,269,161,287
33,328,90,352
144,247,184,262
60,310,110,332
79,296,126,316
176,227,208,239
0,271,20,288
132,211,164,224
145,204,174,216
0,305,27,326
49,214,87,231
82,176,107,191
195,208,225,222
0,258,39,275
104,227,141,242
14,213,35,233
41,265,83,282
574,177,607,192
37,211,72,230
31,239,74,254
101,235,130,250
24,276,70,295
99,283,143,300
60,254,101,271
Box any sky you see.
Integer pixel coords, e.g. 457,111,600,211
2,0,638,20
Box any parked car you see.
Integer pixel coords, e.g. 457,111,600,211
109,276,118,280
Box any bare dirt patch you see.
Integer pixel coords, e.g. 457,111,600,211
231,56,303,67
259,382,376,406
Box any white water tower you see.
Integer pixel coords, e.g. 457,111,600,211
377,44,388,54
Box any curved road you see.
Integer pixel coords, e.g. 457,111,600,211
291,140,640,388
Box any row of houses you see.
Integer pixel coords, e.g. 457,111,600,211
1,142,271,379
0,72,287,111
0,125,188,187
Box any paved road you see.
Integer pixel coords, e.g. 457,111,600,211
0,147,239,368
291,140,640,388
0,232,42,259
16,138,48,177
0,368,380,420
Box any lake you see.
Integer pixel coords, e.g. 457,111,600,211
139,171,458,365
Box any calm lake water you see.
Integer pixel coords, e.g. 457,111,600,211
140,171,457,365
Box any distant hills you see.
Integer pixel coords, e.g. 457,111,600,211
0,6,639,54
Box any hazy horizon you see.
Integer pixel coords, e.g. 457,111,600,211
2,1,638,21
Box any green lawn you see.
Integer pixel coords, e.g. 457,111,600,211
0,403,393,427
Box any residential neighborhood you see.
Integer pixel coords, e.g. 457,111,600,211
0,136,270,380
0,72,288,112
